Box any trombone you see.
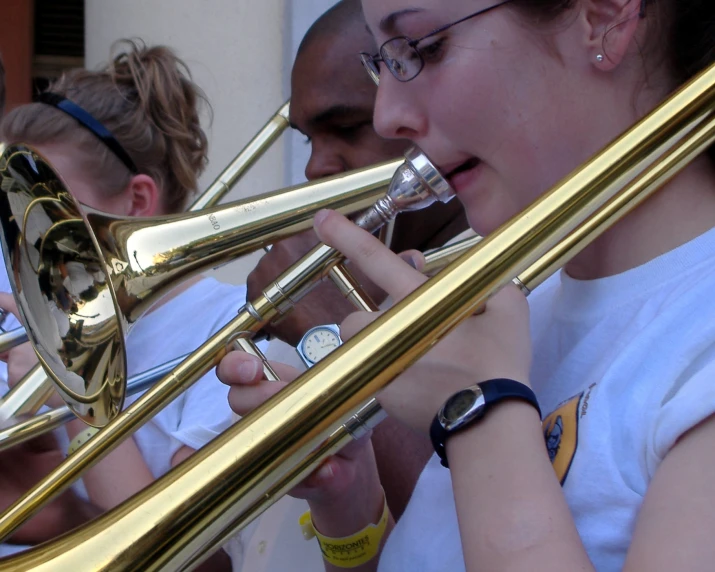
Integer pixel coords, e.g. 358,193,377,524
0,143,408,426
0,60,712,571
0,141,453,548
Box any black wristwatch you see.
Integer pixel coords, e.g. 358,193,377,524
430,379,540,468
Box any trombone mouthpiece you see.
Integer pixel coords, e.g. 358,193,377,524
352,146,454,231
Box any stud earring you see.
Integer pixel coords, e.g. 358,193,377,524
596,54,604,63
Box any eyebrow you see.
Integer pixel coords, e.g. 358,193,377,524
305,104,371,130
379,8,424,34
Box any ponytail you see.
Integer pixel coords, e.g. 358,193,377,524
1,38,210,212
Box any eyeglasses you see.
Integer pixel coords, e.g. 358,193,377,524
360,0,649,86
360,0,514,86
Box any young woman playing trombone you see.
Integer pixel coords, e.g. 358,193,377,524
220,0,715,570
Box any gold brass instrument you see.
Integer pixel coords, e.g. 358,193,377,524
0,60,711,571
423,234,482,276
0,145,413,426
0,353,188,453
189,101,291,210
0,327,28,355
0,101,291,422
0,62,712,571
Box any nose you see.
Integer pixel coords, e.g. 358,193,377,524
304,141,347,181
373,75,427,142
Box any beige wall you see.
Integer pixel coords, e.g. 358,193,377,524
86,0,287,284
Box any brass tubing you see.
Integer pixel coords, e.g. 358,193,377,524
1,64,713,569
0,354,188,453
0,365,55,423
0,327,28,354
328,265,379,312
423,236,483,275
189,101,291,211
231,338,279,382
86,158,401,326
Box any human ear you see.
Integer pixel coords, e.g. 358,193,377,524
124,174,161,217
580,0,642,70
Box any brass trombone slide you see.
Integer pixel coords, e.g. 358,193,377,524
0,62,712,570
189,101,291,210
423,235,482,276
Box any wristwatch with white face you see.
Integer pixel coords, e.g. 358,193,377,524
430,378,540,468
296,324,343,368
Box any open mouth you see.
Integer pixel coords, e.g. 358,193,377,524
442,157,481,186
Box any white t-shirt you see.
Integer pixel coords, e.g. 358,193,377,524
122,277,253,476
378,226,715,572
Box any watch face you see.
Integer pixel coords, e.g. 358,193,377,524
442,389,478,423
300,326,342,364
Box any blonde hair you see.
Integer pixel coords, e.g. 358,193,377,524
1,39,209,213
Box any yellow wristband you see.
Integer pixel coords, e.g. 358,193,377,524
299,492,389,569
67,426,100,455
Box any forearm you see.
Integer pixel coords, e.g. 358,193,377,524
447,401,593,572
312,495,393,572
371,418,432,519
10,495,104,545
308,452,392,572
66,419,154,510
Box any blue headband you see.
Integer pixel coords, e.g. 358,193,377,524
38,92,139,174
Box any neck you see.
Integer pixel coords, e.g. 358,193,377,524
566,156,715,280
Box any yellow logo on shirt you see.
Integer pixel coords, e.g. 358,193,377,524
543,392,583,485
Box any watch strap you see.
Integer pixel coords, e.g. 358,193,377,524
430,378,540,468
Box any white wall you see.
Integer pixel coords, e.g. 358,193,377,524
85,0,338,285
86,0,287,283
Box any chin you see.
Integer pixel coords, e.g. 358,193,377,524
460,194,505,237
